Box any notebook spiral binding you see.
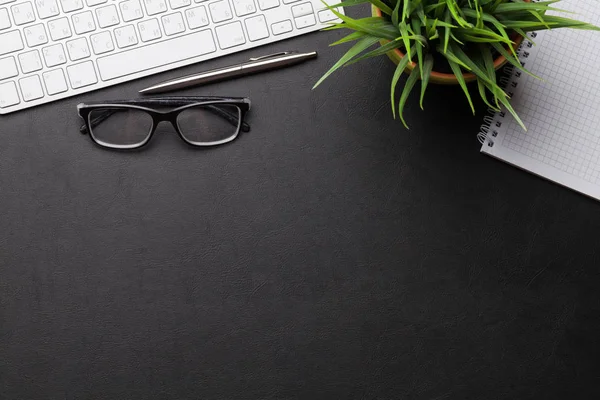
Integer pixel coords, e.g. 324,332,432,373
477,31,539,146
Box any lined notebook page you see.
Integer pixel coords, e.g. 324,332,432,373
480,0,600,200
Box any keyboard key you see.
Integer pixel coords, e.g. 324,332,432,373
0,7,12,29
97,29,216,80
66,60,97,88
96,5,119,28
11,2,35,25
257,0,277,10
0,0,16,4
0,31,23,56
66,37,90,60
208,0,232,23
138,18,161,41
291,2,311,17
161,12,185,36
72,10,95,34
271,19,291,35
282,0,299,3
318,9,336,22
185,5,208,29
215,20,244,49
168,0,189,9
114,24,138,48
43,68,68,94
244,15,267,41
42,43,67,66
86,0,106,5
119,0,143,22
35,0,60,19
19,75,44,101
48,17,71,40
24,24,49,47
232,0,255,17
0,56,18,80
0,81,20,108
142,0,167,16
59,0,82,12
294,13,314,29
90,31,114,54
18,50,43,73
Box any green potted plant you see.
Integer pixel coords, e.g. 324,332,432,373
314,0,599,129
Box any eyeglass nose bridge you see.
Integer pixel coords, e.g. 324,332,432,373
148,110,182,134
148,118,180,136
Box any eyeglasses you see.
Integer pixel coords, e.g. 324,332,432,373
77,96,251,149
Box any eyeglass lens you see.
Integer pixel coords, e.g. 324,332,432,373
177,105,242,145
89,108,153,148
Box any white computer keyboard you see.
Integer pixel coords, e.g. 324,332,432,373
0,0,342,114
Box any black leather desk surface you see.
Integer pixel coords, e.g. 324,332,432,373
2,7,600,399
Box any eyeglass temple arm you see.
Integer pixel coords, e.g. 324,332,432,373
204,105,251,133
80,105,250,134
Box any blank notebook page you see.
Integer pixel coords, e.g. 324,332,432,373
480,0,600,200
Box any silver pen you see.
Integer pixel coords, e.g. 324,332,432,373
139,51,318,94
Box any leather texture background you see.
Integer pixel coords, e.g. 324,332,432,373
2,6,600,399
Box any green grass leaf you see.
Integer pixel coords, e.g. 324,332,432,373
528,10,550,30
424,1,445,19
411,17,424,79
323,0,367,8
419,54,434,109
497,94,527,131
455,34,508,43
392,0,401,27
534,15,600,30
437,44,471,71
454,26,513,44
449,42,498,88
410,0,424,15
477,78,500,110
313,36,380,89
462,9,515,53
402,0,411,21
443,9,451,53
324,0,393,15
444,55,475,114
490,42,542,80
344,37,406,65
390,47,414,118
445,0,473,27
450,32,465,45
512,27,533,44
323,6,400,40
329,31,368,46
398,65,421,128
367,0,394,15
494,1,564,14
480,44,497,86
425,18,456,28
399,21,413,62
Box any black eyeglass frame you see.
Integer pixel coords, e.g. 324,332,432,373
77,96,252,149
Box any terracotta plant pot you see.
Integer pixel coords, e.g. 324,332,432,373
371,5,526,85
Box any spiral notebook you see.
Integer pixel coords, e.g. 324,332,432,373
478,0,600,200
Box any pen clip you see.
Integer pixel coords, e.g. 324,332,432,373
248,52,294,61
